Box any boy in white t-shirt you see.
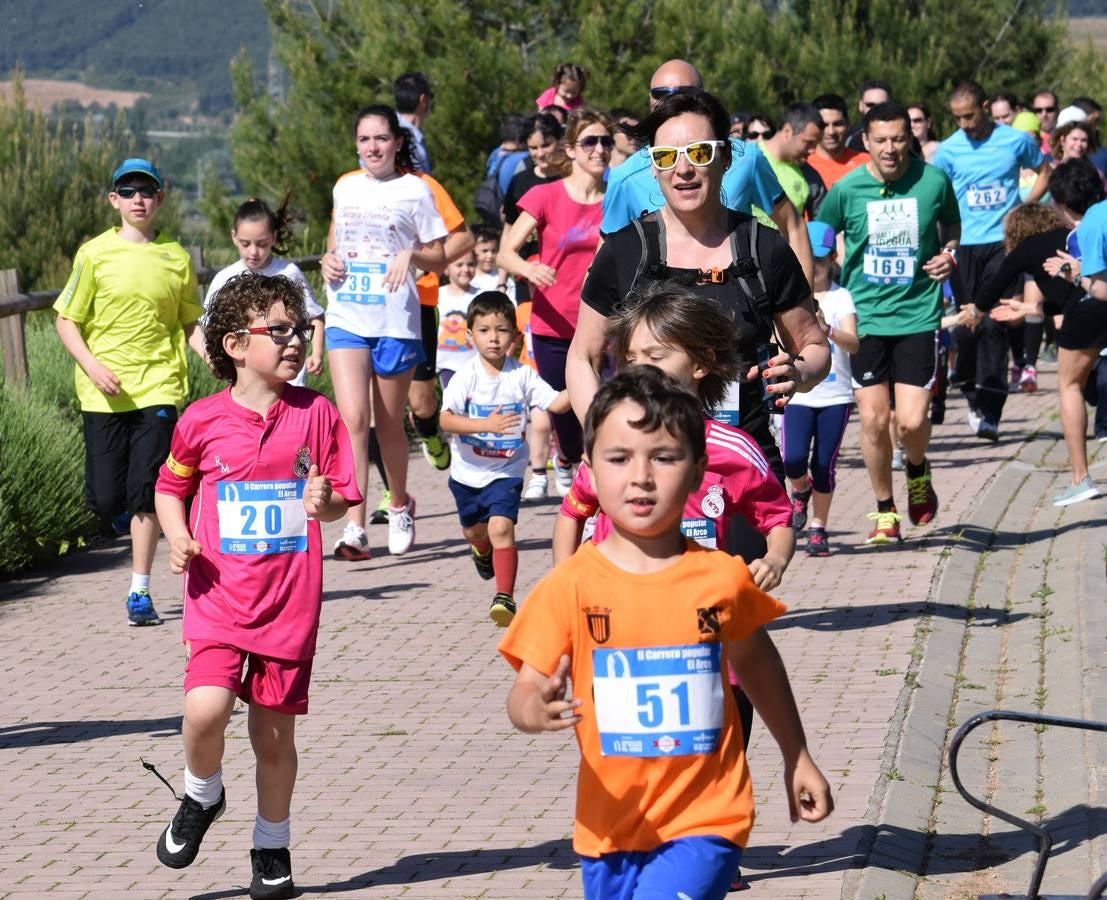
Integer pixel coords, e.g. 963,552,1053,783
436,250,480,386
469,225,516,302
439,292,570,625
781,222,859,557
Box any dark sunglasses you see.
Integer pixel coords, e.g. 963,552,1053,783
577,135,615,151
747,129,773,140
1033,106,1057,114
648,85,702,100
114,185,159,199
235,323,313,345
909,117,927,124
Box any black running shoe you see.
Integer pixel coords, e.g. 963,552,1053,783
250,847,295,900
471,546,495,581
489,593,516,627
156,789,225,869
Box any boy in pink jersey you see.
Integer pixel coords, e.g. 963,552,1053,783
153,273,361,900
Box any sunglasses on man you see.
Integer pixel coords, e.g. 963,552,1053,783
648,85,702,101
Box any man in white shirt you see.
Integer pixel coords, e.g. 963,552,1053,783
394,71,433,173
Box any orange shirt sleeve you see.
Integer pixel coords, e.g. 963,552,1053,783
498,562,576,675
417,173,466,307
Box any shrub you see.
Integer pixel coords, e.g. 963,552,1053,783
0,384,99,574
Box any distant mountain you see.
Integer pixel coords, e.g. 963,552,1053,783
0,0,269,113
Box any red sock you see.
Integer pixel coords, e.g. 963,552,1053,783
493,546,518,596
469,536,491,555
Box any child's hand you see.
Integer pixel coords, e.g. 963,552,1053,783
306,350,324,376
748,555,785,591
384,249,414,292
85,359,122,396
169,536,202,574
785,748,834,823
303,464,332,517
484,406,523,435
527,655,582,732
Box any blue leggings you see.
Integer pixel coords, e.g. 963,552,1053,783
780,402,851,494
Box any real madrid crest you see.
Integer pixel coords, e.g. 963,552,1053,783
294,445,312,478
701,484,725,518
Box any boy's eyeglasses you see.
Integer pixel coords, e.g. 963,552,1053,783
235,324,313,345
649,140,726,170
577,135,615,151
648,85,701,100
114,185,159,199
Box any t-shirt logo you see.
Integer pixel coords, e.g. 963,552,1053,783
697,607,721,639
586,606,611,644
701,484,725,518
293,445,312,478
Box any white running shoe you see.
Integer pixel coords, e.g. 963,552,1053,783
387,496,417,555
333,522,370,561
554,462,574,497
523,471,548,500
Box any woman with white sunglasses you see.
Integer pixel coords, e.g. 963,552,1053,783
567,90,828,485
498,107,614,495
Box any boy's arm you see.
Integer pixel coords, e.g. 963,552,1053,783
303,464,349,522
545,389,571,415
55,315,120,395
552,512,586,566
154,491,202,575
746,525,795,592
440,407,523,436
184,322,207,360
506,656,582,733
729,628,834,822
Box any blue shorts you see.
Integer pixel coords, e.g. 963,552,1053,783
324,327,425,376
448,476,523,527
580,836,742,900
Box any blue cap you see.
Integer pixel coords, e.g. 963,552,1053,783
807,221,836,258
111,158,163,189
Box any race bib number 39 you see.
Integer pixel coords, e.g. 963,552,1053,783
592,643,724,757
335,260,387,306
216,480,308,555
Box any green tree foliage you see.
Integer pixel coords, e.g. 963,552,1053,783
229,0,1107,243
0,70,185,290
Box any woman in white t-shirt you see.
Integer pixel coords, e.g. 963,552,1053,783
320,104,447,559
781,222,859,557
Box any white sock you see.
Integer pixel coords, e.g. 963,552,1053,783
130,573,151,594
253,814,291,849
183,766,223,809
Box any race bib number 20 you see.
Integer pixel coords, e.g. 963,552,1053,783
216,480,308,555
592,643,724,757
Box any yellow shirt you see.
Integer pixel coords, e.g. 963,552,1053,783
54,228,201,413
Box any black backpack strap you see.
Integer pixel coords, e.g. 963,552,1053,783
731,218,775,335
625,215,666,304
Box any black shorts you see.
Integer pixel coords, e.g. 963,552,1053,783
958,241,1013,301
1058,294,1107,351
412,305,439,382
851,330,939,389
82,405,177,521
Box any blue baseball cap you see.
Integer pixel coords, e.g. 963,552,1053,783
807,221,836,258
111,158,163,189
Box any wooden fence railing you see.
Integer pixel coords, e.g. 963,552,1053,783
0,252,321,391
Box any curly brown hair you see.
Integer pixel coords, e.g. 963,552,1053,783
1003,203,1067,251
204,273,307,384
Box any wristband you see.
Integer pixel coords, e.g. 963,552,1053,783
941,247,958,264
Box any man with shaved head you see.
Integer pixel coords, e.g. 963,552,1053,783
601,59,814,282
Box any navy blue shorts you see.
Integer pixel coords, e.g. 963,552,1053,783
448,476,523,527
579,835,742,900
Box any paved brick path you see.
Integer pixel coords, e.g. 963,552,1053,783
1,362,1103,899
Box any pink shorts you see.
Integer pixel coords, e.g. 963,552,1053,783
184,640,313,715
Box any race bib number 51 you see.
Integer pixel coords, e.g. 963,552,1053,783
216,480,308,555
592,643,724,757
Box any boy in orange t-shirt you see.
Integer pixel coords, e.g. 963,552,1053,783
499,366,833,899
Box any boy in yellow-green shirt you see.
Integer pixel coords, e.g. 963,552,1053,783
54,158,205,627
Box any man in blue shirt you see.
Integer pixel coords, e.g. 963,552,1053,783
601,58,813,284
933,80,1051,440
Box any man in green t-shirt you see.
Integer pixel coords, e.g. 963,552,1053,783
761,102,828,220
55,158,205,627
817,103,960,545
